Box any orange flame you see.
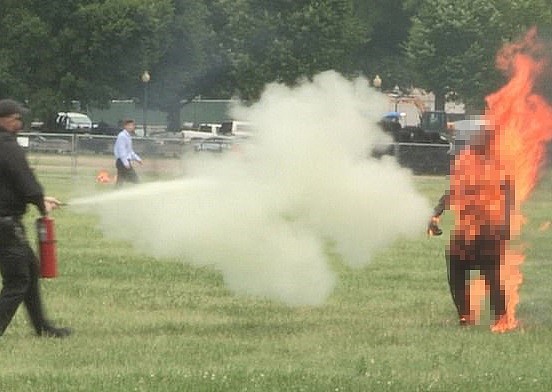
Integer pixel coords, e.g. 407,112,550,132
451,28,552,332
96,169,114,184
486,29,552,332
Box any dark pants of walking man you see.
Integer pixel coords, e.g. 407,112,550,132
116,159,139,186
114,119,142,186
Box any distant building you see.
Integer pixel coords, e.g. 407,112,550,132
180,98,240,125
387,89,465,126
88,98,240,132
88,100,167,132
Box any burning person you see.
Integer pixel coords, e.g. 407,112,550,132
431,29,552,332
446,125,514,329
427,117,490,237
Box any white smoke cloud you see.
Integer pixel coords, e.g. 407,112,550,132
71,71,430,306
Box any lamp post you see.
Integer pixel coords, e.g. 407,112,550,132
141,70,151,137
373,74,382,90
392,85,401,112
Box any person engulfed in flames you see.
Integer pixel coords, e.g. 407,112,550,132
427,29,552,332
445,125,514,330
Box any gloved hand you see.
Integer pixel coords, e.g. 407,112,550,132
427,216,443,236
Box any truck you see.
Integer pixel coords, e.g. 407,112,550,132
400,110,449,143
379,95,450,144
181,121,253,143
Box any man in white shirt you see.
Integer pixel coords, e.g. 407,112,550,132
114,119,142,186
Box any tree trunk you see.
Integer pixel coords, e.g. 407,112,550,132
434,92,446,111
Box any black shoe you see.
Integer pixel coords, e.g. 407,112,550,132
39,325,72,338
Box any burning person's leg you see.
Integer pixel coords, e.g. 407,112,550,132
480,245,507,327
467,276,487,325
446,247,473,324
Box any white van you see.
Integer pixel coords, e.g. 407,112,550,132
56,112,93,131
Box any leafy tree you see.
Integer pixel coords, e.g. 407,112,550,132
218,0,366,100
0,0,175,121
351,0,414,90
495,0,552,38
405,0,506,110
405,0,552,111
11,0,552,125
0,3,65,120
152,0,231,130
66,0,174,104
0,0,411,125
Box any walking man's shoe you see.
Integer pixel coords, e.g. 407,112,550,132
39,325,72,338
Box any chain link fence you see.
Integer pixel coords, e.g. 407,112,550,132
18,132,452,177
19,132,188,180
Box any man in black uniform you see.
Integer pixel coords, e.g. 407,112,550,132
0,99,71,338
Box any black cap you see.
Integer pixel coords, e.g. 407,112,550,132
0,99,29,118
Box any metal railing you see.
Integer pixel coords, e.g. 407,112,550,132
19,132,186,156
19,132,452,175
19,132,188,179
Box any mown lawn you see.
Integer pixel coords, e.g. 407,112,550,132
1,154,552,391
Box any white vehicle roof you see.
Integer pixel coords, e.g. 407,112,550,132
58,111,90,118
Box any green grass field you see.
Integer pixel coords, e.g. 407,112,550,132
2,154,552,391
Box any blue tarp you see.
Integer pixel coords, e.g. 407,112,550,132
383,111,401,119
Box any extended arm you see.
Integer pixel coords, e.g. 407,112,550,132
427,191,449,236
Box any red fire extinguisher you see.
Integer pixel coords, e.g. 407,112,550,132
36,216,57,278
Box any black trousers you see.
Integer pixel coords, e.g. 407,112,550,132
116,159,139,186
0,219,48,335
446,236,506,321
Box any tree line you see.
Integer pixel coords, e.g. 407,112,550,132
1,0,550,130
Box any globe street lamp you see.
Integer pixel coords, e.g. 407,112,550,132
141,71,151,137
